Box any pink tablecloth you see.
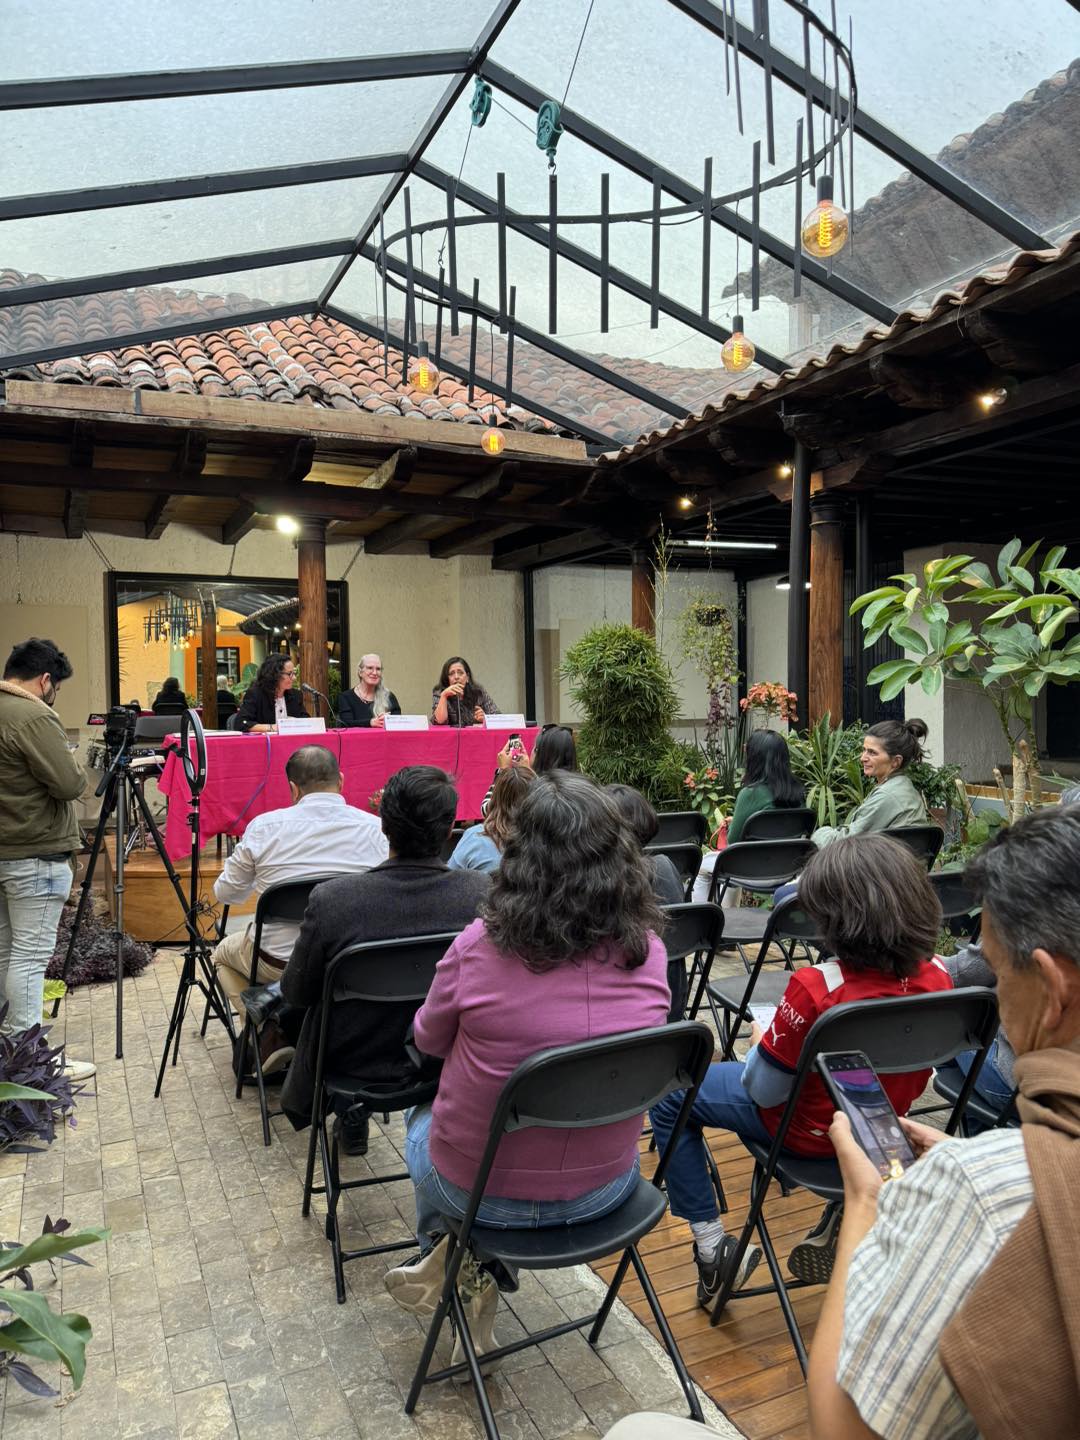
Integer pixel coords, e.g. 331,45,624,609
157,727,539,860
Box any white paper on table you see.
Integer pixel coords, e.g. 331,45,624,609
384,714,430,732
749,1005,777,1034
485,714,526,729
277,717,326,734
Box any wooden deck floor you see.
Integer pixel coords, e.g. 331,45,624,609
593,1129,827,1440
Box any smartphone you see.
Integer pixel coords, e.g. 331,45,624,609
507,732,525,758
816,1051,917,1181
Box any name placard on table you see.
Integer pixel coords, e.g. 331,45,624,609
277,717,327,734
485,714,526,730
383,714,430,732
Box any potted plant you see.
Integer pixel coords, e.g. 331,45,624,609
740,681,799,730
561,623,684,804
851,539,1080,820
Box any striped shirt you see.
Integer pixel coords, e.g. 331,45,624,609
837,1129,1032,1440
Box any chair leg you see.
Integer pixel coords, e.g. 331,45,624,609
406,1234,465,1414
199,990,212,1037
321,1122,346,1304
710,1160,771,1323
300,1101,322,1218
234,1020,251,1101
587,1248,635,1346
252,1037,272,1148
629,1247,705,1422
704,1146,728,1215
755,1205,809,1374
446,1284,500,1440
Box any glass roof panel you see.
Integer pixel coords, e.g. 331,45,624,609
8,78,448,194
0,259,334,360
3,0,495,76
0,174,393,291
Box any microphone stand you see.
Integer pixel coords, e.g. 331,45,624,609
301,683,341,728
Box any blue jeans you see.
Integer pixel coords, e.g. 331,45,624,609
650,1062,771,1224
405,1103,640,1248
0,858,73,1033
952,1041,1017,1129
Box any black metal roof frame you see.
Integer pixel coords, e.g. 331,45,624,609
0,0,1068,446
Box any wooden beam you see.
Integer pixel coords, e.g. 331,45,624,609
868,354,970,410
68,420,94,469
429,519,525,560
631,546,655,635
707,427,786,468
297,518,329,716
808,495,845,726
787,444,811,729
490,529,616,571
962,311,1064,375
364,462,519,555
355,444,414,492
200,591,218,730
274,434,315,484
144,494,184,539
62,488,89,538
221,502,259,545
174,428,208,478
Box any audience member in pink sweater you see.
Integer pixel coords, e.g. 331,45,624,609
385,770,671,1356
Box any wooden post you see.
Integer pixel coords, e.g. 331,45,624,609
787,442,811,727
297,518,329,720
809,495,845,726
855,496,873,722
199,591,218,729
631,546,655,635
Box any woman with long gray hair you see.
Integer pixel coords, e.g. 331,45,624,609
338,654,401,728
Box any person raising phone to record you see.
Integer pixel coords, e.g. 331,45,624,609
649,834,951,1311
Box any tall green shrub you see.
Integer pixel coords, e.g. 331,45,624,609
561,623,683,803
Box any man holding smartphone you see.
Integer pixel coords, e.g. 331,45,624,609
808,805,1080,1440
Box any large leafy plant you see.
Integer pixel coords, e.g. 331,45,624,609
0,1009,83,1151
786,716,872,827
851,540,1080,819
561,623,684,803
0,1192,105,1398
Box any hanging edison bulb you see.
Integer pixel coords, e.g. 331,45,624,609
801,175,849,259
407,342,440,394
480,416,506,457
720,315,755,373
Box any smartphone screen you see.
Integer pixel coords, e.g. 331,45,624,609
507,733,524,756
816,1051,917,1181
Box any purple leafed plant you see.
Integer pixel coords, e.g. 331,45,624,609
46,900,153,989
0,1006,84,1151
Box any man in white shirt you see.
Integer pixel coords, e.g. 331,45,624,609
212,744,388,1045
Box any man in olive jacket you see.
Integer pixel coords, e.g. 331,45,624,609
0,639,88,1036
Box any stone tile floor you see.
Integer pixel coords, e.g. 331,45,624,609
0,953,743,1440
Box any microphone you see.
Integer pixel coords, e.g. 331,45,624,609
301,683,319,695
301,683,341,728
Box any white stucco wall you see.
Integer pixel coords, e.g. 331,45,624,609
0,528,523,732
746,575,790,694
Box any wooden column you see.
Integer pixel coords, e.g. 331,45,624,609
199,592,218,729
523,568,537,723
297,518,329,719
855,496,873,722
809,495,845,726
787,442,811,728
631,546,655,635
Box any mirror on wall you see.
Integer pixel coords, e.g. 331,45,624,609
108,573,348,709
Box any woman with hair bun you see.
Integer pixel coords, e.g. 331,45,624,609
812,718,929,847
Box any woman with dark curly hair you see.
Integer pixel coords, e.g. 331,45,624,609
430,656,498,727
385,770,670,1361
234,654,308,733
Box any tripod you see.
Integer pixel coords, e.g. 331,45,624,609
59,723,222,1059
154,709,236,1097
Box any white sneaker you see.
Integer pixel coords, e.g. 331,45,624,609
63,1059,96,1081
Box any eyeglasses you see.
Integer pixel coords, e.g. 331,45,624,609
282,668,296,676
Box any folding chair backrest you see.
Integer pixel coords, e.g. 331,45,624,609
887,824,945,867
644,843,703,897
713,837,816,890
654,811,709,848
660,902,724,960
324,932,460,1005
440,823,470,862
765,894,826,947
741,806,816,842
495,1022,714,1136
929,869,978,919
250,873,344,953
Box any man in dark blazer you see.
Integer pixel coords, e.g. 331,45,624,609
276,765,489,1150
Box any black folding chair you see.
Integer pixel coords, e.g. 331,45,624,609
707,896,828,1058
440,822,470,862
230,875,342,1147
707,838,816,962
654,810,709,848
644,842,703,901
929,869,981,941
887,824,945,867
740,806,816,842
707,987,999,1372
932,1062,1019,1135
300,932,460,1304
404,1022,715,1438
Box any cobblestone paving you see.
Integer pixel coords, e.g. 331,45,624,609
0,954,743,1440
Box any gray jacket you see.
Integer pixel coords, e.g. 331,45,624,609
944,941,1015,1085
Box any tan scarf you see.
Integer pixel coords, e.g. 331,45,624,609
939,1036,1080,1440
0,679,51,710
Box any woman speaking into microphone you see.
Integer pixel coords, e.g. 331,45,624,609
431,656,498,727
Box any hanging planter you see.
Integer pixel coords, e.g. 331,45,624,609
691,603,727,628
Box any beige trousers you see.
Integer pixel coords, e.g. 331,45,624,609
212,929,284,1011
603,1417,723,1439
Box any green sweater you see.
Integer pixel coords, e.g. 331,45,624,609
0,683,87,859
812,772,926,849
726,783,777,845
